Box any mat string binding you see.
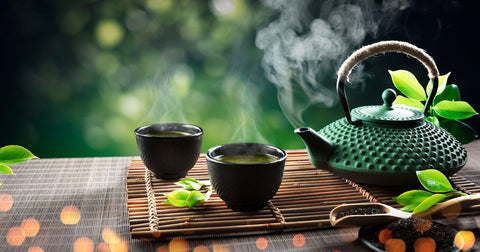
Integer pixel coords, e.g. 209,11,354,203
145,168,159,231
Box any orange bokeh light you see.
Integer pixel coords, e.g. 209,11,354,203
61,205,81,225
0,193,13,212
74,237,94,252
27,246,44,252
193,245,210,252
102,227,129,252
378,229,393,245
212,242,230,252
441,203,461,219
96,242,112,252
455,230,476,250
292,233,306,247
169,237,189,252
102,227,119,244
155,245,169,252
256,237,268,250
6,226,25,246
109,241,129,252
413,217,432,232
385,238,406,252
414,237,436,252
22,218,40,237
152,230,161,238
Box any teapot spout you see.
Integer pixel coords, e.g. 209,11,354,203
295,127,336,164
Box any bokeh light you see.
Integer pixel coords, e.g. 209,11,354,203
193,245,210,252
211,0,235,15
146,0,172,12
384,238,406,252
21,218,40,237
169,237,189,252
0,192,13,212
95,20,124,48
441,202,461,219
378,229,392,245
414,237,436,252
61,205,81,225
455,230,475,250
212,242,230,252
152,230,161,238
6,226,25,246
74,237,94,252
292,233,306,247
102,227,129,252
155,245,169,252
256,237,268,250
96,243,111,252
413,217,432,232
27,247,44,252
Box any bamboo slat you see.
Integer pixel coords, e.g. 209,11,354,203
127,150,480,240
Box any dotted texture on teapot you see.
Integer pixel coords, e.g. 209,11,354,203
319,118,467,175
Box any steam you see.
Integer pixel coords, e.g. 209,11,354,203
144,65,190,124
256,0,411,128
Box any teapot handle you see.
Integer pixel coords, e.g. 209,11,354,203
337,40,439,125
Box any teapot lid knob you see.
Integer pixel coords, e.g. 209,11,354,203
350,88,424,126
382,88,397,107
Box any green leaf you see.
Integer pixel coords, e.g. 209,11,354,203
389,70,426,101
393,190,434,208
439,119,478,144
416,169,456,193
0,145,38,165
426,72,450,96
163,189,205,208
176,178,204,190
433,84,461,105
433,100,478,120
186,191,206,208
399,204,418,212
413,193,449,213
164,189,191,207
0,165,14,174
425,116,440,126
393,95,424,111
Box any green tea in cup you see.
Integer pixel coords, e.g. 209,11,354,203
215,152,279,164
143,131,193,137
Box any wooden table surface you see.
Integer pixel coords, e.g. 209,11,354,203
1,140,479,251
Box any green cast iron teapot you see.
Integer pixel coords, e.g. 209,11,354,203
295,41,467,186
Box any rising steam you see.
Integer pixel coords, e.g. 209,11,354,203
256,0,411,128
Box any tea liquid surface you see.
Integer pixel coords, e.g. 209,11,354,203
215,153,279,164
144,131,192,137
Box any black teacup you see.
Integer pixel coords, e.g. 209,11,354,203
206,143,286,211
134,123,203,179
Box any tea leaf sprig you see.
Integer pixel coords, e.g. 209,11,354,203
0,145,38,189
393,169,467,213
163,178,212,208
389,70,478,144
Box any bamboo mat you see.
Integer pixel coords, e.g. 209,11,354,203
127,150,480,240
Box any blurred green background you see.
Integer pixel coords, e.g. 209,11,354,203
2,0,479,158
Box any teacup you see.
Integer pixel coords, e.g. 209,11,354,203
134,123,203,179
206,143,286,211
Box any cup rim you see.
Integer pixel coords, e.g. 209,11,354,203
134,123,203,139
206,143,287,166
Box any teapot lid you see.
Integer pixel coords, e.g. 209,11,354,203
351,89,424,127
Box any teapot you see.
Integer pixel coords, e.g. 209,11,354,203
295,41,467,186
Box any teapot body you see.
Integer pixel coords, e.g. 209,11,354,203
315,118,467,186
296,41,469,186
